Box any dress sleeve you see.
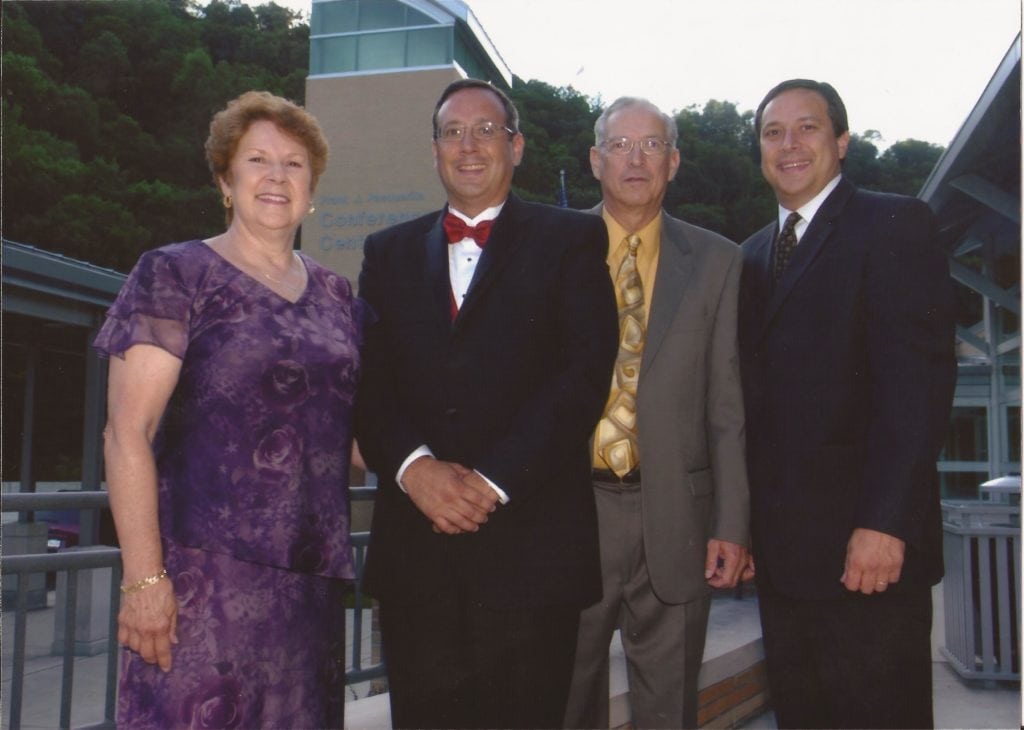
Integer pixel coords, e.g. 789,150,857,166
93,247,193,360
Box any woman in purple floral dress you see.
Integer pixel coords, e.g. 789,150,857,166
95,92,367,729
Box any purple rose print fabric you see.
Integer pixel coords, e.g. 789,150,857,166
94,240,369,728
117,540,347,728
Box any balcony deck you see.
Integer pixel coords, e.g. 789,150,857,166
8,587,1016,730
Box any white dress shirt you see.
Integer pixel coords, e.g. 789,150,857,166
776,174,842,243
395,202,509,504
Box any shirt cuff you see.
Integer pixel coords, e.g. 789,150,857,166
396,448,509,505
396,446,434,492
475,469,510,504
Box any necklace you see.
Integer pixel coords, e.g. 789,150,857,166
212,235,306,295
259,252,305,293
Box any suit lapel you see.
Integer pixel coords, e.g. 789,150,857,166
425,210,455,331
454,195,525,330
747,224,774,295
642,213,694,375
760,179,855,338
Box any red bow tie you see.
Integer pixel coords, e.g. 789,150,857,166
444,213,494,246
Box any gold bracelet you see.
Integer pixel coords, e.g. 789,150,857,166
120,568,169,595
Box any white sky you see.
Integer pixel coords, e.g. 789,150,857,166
271,0,1021,149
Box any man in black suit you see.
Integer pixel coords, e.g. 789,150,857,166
738,79,955,729
355,78,618,729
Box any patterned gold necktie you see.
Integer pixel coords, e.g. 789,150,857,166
772,211,801,285
595,234,645,478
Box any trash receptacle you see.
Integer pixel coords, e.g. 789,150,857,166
941,479,1021,682
979,474,1022,506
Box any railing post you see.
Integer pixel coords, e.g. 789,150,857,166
79,337,108,546
9,573,30,730
2,489,388,727
60,568,80,729
18,342,38,510
103,563,123,726
1,521,49,609
53,546,114,656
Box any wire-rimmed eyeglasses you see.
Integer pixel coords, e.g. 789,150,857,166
436,121,516,143
600,136,672,156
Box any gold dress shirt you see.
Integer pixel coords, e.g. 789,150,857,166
593,210,662,470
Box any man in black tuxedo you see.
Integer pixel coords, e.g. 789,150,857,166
355,78,618,729
738,79,956,729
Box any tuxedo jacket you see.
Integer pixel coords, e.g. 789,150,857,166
738,178,956,600
591,206,750,604
355,194,619,610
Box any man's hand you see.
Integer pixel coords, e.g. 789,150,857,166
403,456,497,534
841,527,905,594
741,553,756,582
705,539,749,588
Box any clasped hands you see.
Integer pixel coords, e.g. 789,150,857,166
403,456,499,534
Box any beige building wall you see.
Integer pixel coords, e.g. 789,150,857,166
301,68,462,284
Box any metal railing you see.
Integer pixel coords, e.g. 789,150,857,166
2,487,385,730
941,499,1021,683
347,486,383,685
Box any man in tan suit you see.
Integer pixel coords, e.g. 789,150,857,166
564,97,751,729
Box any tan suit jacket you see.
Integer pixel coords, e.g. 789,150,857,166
594,205,750,604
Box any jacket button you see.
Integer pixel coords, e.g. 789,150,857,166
443,407,458,417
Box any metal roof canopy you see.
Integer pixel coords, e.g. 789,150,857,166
921,33,1021,261
2,239,126,327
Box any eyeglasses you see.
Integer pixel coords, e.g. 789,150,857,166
600,136,672,156
436,121,516,143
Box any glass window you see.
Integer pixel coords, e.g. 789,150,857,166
358,30,405,70
407,27,451,67
359,0,407,30
1008,406,1021,463
311,0,358,35
942,406,989,462
998,307,1020,345
311,35,358,74
405,5,437,26
952,279,984,332
1002,362,1021,384
454,35,485,80
940,470,988,500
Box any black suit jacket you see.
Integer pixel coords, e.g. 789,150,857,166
355,194,619,610
738,178,956,600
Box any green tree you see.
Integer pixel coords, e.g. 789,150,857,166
18,194,151,270
670,102,775,242
510,79,602,207
879,139,944,195
843,130,883,189
3,105,87,220
73,30,131,96
3,0,945,264
3,0,310,269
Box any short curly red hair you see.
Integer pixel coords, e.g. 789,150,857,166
205,91,329,222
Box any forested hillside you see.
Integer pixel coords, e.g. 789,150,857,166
4,0,308,269
3,0,944,270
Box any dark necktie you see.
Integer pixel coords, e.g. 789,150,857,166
444,213,493,246
772,211,801,285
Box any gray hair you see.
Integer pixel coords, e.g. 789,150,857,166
594,97,678,147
